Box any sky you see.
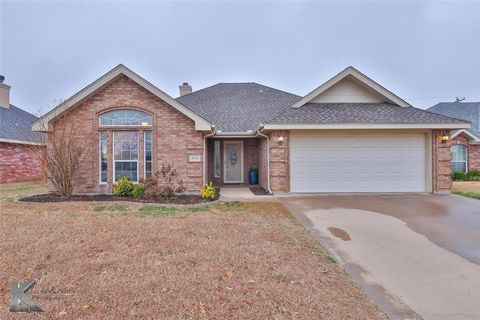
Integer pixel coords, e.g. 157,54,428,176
0,1,479,115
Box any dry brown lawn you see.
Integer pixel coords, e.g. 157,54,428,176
0,183,385,319
452,181,480,193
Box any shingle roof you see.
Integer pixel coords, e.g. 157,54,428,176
427,102,480,135
176,83,300,133
0,105,46,144
267,103,467,125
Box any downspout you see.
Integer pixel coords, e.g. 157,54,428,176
255,125,272,194
203,125,216,186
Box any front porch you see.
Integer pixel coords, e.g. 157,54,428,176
206,137,268,190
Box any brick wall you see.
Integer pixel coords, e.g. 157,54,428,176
0,142,44,183
49,75,204,193
432,130,452,192
206,138,259,186
451,135,480,171
268,130,289,193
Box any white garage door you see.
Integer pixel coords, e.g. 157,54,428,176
290,133,427,193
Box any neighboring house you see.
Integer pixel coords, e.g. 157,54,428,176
0,76,46,183
33,65,468,194
428,102,480,173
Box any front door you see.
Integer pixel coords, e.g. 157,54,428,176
224,141,243,183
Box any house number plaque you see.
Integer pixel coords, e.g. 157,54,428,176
188,154,202,162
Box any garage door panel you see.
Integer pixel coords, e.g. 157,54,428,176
290,134,426,193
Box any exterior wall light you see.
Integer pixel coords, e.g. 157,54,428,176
440,130,450,144
278,136,284,143
141,121,149,126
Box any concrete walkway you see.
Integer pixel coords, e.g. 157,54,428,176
280,195,480,320
219,187,274,201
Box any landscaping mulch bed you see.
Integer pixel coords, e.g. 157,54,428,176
19,193,207,204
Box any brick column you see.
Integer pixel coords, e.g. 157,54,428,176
432,130,452,192
269,130,290,193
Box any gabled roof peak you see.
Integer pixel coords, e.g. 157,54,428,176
32,64,211,132
290,66,412,109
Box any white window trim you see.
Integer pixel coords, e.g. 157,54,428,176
144,131,152,178
214,140,221,178
99,109,152,127
99,131,107,184
112,131,140,183
451,144,468,173
223,140,244,184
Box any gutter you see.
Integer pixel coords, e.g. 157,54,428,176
203,125,216,185
214,130,257,138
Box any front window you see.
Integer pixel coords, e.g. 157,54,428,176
99,131,108,183
113,131,138,182
451,144,467,173
214,140,221,177
99,109,152,126
144,131,152,178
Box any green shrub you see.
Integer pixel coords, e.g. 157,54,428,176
132,184,145,198
113,177,134,197
452,170,480,181
466,170,480,180
452,172,466,181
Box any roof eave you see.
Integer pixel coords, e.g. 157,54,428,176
0,138,46,146
263,122,471,130
32,64,212,132
451,129,480,142
214,131,257,137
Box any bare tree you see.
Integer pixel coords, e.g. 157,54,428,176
26,110,90,198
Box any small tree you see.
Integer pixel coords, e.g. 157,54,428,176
27,111,90,198
45,122,90,198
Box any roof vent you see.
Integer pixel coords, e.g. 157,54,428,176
179,82,192,96
0,75,5,83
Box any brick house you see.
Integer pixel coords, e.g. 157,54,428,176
428,102,480,173
33,65,468,194
0,76,46,184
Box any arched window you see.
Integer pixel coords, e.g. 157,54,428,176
451,144,468,173
99,109,152,126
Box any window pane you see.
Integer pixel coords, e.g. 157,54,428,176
114,131,138,161
144,131,152,178
214,140,221,177
451,145,467,162
452,162,467,173
99,109,152,126
114,131,139,182
115,162,137,181
99,131,107,183
451,145,467,173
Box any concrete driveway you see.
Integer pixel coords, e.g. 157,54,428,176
279,194,480,320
